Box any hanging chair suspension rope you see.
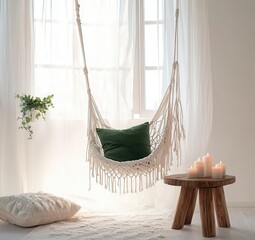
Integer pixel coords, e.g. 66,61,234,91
169,0,185,163
173,0,179,68
75,0,90,94
75,0,109,130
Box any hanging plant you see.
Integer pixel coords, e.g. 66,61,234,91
16,94,54,139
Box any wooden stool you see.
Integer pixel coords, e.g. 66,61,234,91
164,174,236,238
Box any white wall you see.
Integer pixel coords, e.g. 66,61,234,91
207,0,255,206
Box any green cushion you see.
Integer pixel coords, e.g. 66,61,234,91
96,122,151,162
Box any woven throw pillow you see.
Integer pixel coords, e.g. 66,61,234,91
96,122,151,162
0,192,81,227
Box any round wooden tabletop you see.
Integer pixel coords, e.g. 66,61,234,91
164,174,236,188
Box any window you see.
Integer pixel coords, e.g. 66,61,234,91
133,0,170,118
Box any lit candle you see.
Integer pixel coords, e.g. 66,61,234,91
212,166,223,178
203,153,213,177
194,158,205,178
216,161,226,177
187,166,197,178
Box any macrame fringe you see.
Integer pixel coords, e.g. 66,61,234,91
85,108,178,194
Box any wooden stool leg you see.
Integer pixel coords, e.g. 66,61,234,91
185,188,198,225
213,187,231,228
172,187,195,229
199,188,216,237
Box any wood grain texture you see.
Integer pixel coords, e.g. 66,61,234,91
172,187,195,229
213,187,231,228
184,188,198,225
199,188,216,237
164,174,236,188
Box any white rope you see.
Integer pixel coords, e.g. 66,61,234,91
75,0,185,193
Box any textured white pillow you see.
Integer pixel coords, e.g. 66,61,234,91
0,192,81,227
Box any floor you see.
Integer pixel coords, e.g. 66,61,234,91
174,207,255,239
0,207,254,239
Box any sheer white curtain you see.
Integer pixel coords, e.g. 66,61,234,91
0,0,34,196
0,0,212,211
180,0,213,168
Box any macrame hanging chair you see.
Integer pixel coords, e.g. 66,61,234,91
75,0,185,193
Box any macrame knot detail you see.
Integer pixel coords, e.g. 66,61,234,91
76,17,81,25
83,67,88,75
75,3,81,24
75,2,80,11
173,61,178,69
175,8,179,18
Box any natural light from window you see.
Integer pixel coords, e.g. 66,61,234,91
33,0,168,119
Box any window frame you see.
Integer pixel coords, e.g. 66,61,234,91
133,0,166,120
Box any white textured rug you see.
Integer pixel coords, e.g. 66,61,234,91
24,210,182,240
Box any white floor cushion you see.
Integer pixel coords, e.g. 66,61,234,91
0,192,81,227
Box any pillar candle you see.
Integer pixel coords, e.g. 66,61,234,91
212,166,223,178
216,161,226,177
203,153,213,177
187,166,197,178
194,158,205,177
